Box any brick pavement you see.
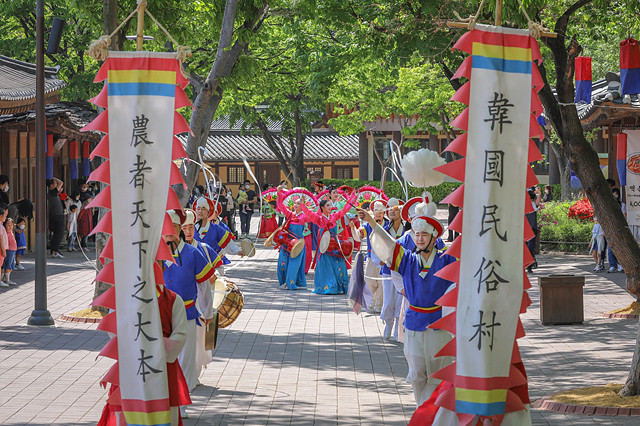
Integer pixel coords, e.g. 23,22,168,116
1,216,640,425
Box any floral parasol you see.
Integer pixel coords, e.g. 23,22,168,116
282,187,318,215
355,185,388,209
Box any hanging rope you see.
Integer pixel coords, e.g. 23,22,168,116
86,0,191,77
452,0,485,30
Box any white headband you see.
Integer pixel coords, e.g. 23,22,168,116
195,197,209,210
412,218,438,237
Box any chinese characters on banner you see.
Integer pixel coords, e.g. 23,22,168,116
619,130,640,227
433,24,543,424
83,51,191,426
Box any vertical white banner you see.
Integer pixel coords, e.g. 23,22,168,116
457,26,529,380
109,52,176,409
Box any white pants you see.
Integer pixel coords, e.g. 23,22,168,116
397,297,408,343
433,405,532,425
404,328,453,406
380,275,403,322
364,259,383,311
178,319,198,391
195,320,214,379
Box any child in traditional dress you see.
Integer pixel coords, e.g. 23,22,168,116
2,218,17,285
14,217,26,270
67,204,79,252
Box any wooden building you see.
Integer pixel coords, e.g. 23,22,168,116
0,55,100,250
180,116,359,194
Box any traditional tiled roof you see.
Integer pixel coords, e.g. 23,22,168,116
0,101,101,142
0,55,66,113
179,126,358,162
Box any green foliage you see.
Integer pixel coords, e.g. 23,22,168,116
538,200,593,252
300,178,461,204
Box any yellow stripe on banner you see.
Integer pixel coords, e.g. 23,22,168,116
108,70,176,84
196,263,213,281
472,43,531,62
455,388,507,404
124,410,172,424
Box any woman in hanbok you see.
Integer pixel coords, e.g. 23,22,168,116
274,195,312,290
302,196,355,295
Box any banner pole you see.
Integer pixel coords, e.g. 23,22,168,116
495,0,502,26
28,0,54,326
136,1,146,51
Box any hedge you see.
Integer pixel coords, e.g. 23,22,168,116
300,178,461,204
538,200,592,252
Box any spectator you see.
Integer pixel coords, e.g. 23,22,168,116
589,217,605,272
78,180,94,203
0,207,7,287
46,177,65,259
77,198,94,252
607,188,626,273
238,179,257,238
542,185,553,203
67,204,79,252
2,218,16,285
220,185,237,237
14,217,26,271
0,175,9,206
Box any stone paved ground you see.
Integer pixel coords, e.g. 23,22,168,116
1,214,640,425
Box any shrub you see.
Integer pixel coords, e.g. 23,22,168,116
538,200,593,252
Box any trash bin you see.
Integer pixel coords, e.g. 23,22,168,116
539,275,585,325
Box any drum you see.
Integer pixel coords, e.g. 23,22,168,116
318,230,331,253
271,228,304,258
214,279,244,329
320,233,353,258
240,238,256,257
289,238,305,258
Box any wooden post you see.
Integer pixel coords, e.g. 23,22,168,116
495,0,502,26
136,1,146,51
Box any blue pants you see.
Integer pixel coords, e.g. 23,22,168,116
608,246,618,268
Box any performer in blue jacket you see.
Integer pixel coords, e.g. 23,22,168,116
163,209,217,395
361,207,456,406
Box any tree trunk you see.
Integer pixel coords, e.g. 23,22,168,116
178,2,269,204
536,0,640,396
92,0,121,313
548,141,571,201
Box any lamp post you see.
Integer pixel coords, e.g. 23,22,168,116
28,0,54,326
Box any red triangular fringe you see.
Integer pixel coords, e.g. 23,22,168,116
92,285,115,310
90,211,112,236
91,134,109,160
97,311,117,334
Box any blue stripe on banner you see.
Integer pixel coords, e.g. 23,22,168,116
472,56,531,74
107,82,175,97
574,80,592,104
46,156,53,180
456,400,506,416
82,158,91,177
70,160,78,179
621,68,640,96
618,159,627,186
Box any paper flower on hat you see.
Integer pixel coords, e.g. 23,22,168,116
387,197,404,209
183,209,196,226
402,192,437,222
371,199,387,213
400,148,446,188
282,187,318,215
338,185,356,196
356,186,388,209
167,209,182,225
